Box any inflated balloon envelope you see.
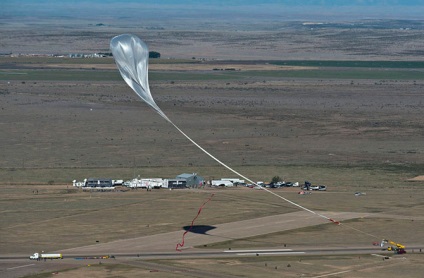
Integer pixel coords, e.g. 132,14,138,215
110,34,169,122
110,33,343,226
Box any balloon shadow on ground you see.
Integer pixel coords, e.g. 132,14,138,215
183,225,216,235
182,225,287,246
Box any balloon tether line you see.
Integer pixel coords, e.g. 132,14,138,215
167,114,380,240
167,118,332,222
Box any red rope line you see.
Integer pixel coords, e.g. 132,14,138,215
176,194,215,252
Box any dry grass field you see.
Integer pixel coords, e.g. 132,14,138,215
1,18,424,277
1,184,424,277
1,182,424,253
1,57,423,182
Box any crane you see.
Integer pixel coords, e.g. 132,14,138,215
380,239,406,254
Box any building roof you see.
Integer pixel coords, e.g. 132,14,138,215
177,173,198,179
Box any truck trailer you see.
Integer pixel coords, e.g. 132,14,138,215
29,253,63,260
212,180,233,187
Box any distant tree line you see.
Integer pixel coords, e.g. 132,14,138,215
98,52,112,57
149,51,160,58
103,51,161,58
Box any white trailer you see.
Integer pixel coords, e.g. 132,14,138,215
127,178,142,188
141,178,164,189
127,178,164,189
212,180,233,187
220,178,244,185
29,252,63,260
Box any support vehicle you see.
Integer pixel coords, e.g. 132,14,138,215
29,253,63,260
212,180,233,187
380,239,406,254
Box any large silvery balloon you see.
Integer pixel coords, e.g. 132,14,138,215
110,34,169,122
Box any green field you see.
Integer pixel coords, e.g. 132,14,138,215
3,57,423,68
1,57,424,81
0,69,122,81
1,68,423,81
270,60,424,68
0,56,197,65
239,69,424,80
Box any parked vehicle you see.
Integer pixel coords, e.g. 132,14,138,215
380,239,406,254
303,181,311,190
269,182,282,188
220,178,245,184
212,180,233,187
318,185,327,191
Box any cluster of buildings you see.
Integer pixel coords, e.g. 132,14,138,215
68,53,110,58
73,173,215,190
72,173,249,191
6,53,110,58
72,175,319,192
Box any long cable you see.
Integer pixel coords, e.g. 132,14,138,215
166,117,340,224
167,117,386,241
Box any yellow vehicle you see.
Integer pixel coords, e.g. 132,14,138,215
381,239,406,254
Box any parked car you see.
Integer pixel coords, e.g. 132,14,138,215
269,182,281,188
310,185,320,190
318,185,327,191
283,182,293,187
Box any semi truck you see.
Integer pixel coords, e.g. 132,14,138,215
29,252,63,260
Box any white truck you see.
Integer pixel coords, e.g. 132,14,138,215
220,178,245,185
212,180,233,187
29,252,63,260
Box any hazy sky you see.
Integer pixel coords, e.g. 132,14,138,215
1,0,424,21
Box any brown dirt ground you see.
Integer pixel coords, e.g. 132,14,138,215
1,21,424,278
1,76,423,179
408,175,424,181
